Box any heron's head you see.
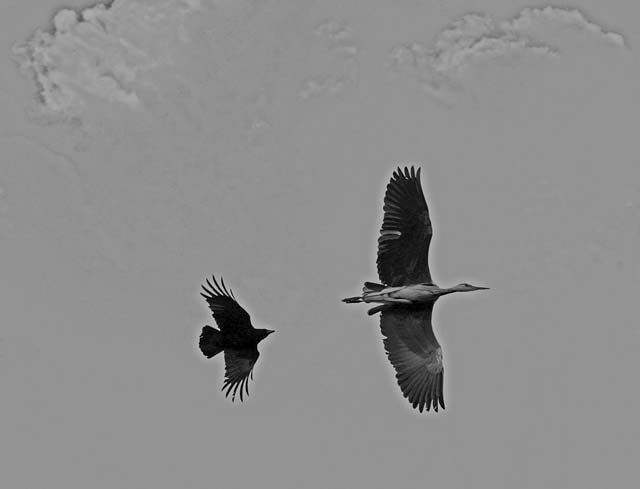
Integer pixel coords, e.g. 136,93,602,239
452,283,490,292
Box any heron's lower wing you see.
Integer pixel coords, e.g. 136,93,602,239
222,347,259,402
380,305,444,412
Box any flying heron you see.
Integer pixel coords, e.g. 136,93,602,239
343,166,488,413
198,275,275,402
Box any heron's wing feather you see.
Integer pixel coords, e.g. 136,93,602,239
377,166,433,286
222,347,259,402
380,304,445,412
201,276,252,333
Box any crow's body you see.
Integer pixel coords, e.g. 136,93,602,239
343,167,488,413
198,276,274,402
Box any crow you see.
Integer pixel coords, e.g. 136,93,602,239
198,275,274,402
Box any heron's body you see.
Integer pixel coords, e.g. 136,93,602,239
342,166,488,413
361,282,448,304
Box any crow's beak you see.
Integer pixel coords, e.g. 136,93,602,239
267,329,276,335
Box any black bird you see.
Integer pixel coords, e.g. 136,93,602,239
198,276,274,402
343,166,488,413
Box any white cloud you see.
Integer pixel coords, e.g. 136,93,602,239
429,13,558,74
12,0,201,116
503,6,626,48
298,19,359,100
390,5,626,94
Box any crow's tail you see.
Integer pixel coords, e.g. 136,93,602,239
199,325,223,358
342,296,363,303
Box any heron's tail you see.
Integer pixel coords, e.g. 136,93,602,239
363,281,385,293
367,304,393,315
199,325,223,358
342,296,363,303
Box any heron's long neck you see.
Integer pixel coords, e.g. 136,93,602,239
438,286,460,296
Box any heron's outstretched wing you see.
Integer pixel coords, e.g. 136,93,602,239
222,347,259,402
380,304,444,412
201,276,252,333
377,166,433,286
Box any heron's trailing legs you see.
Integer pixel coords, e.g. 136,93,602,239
342,294,412,305
342,296,363,303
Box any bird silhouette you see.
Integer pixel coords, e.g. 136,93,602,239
343,166,488,413
199,276,274,402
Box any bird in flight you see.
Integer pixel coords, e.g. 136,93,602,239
198,275,274,402
343,166,488,413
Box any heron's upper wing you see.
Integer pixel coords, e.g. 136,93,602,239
380,304,444,412
201,276,252,333
222,347,260,402
377,166,433,286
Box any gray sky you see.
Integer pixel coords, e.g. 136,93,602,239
1,1,639,488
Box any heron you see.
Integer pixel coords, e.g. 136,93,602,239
198,275,274,402
342,166,488,413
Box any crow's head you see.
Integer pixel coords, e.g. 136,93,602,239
257,329,275,342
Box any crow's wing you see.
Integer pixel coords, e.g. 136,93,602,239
377,166,433,286
222,347,260,402
201,276,252,333
380,304,444,412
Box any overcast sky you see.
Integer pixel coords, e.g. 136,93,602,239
1,1,639,488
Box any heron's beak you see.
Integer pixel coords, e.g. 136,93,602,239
473,286,490,290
